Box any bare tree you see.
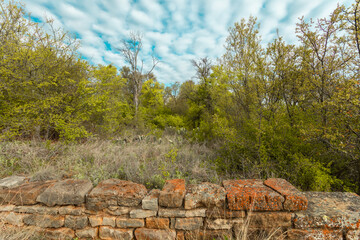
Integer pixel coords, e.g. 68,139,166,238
191,57,212,82
118,32,159,115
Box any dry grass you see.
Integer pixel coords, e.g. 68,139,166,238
0,221,45,240
0,133,221,188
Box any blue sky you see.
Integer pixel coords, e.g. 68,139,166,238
21,0,353,84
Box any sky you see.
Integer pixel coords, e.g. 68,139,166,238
20,0,353,85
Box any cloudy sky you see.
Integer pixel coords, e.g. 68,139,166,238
21,0,352,84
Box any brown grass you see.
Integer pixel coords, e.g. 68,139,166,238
0,133,221,188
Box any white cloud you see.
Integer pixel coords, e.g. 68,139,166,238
19,0,354,84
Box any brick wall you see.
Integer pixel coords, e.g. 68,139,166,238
0,176,359,239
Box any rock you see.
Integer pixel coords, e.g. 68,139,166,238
116,217,144,228
64,215,88,229
14,205,58,215
102,216,116,227
176,231,185,240
346,230,360,240
223,179,284,211
134,228,176,240
41,228,75,240
99,226,133,240
89,216,102,227
2,212,25,226
159,179,186,208
185,230,233,240
105,206,134,216
86,179,147,211
23,214,65,228
175,217,203,230
206,208,245,218
36,179,93,206
58,206,85,215
286,229,343,240
247,212,292,228
146,217,170,229
75,227,98,239
293,192,360,229
184,182,226,209
142,189,160,211
0,204,15,212
264,178,308,211
0,180,55,205
206,219,234,230
130,209,157,218
0,176,27,189
158,208,206,217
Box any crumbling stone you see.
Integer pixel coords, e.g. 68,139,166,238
184,182,226,209
86,179,147,211
130,209,157,218
135,227,176,240
159,179,186,208
264,178,308,211
64,215,88,229
23,214,65,228
116,217,144,228
75,227,98,238
146,217,170,229
0,180,55,205
175,217,203,230
99,226,133,240
142,189,160,210
0,176,27,189
36,179,93,206
223,179,284,211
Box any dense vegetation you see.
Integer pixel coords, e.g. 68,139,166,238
1,0,360,193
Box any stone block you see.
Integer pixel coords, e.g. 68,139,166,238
3,212,25,226
36,179,93,206
206,208,245,219
86,179,147,211
294,192,360,229
130,209,157,218
247,212,292,228
264,178,308,211
0,180,55,205
206,219,233,230
287,229,343,240
0,176,27,189
142,189,160,210
102,216,116,227
14,205,58,215
75,227,98,239
158,208,206,217
146,217,170,229
23,214,64,228
105,206,134,215
116,217,144,228
184,182,226,209
99,226,133,240
176,231,185,240
89,215,102,227
58,206,85,215
41,228,75,240
346,230,360,240
134,227,176,240
223,179,284,211
175,217,203,230
159,179,186,208
0,204,15,212
64,215,88,229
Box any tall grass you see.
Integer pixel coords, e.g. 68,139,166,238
0,133,221,188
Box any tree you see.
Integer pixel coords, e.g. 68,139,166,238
118,32,159,116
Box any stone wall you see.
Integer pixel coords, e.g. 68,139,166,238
0,176,359,240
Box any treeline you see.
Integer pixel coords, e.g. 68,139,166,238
1,0,360,193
